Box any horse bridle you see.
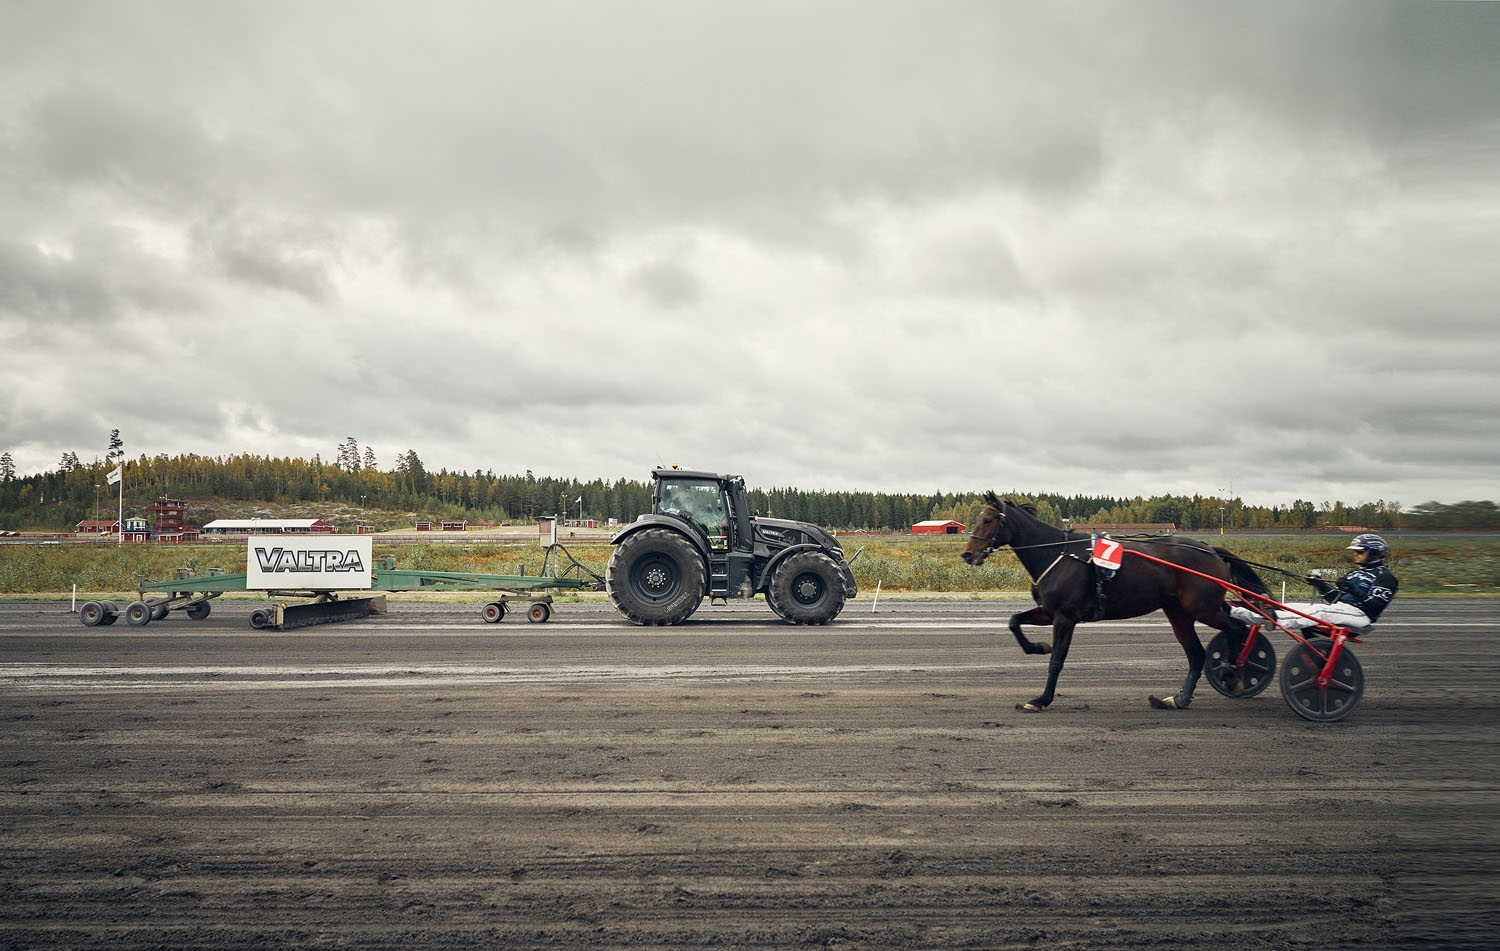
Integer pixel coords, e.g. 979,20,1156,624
968,504,1008,554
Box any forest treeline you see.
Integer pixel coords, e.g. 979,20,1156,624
0,448,1495,532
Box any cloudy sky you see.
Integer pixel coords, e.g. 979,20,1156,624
2,1,1496,508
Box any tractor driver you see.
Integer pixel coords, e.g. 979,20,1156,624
1230,533,1398,632
666,483,728,546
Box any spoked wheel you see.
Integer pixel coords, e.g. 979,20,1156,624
1280,637,1364,723
481,602,507,623
528,602,551,623
1205,629,1276,699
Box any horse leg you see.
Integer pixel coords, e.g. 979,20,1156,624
1007,607,1054,655
1149,604,1205,710
1018,616,1077,712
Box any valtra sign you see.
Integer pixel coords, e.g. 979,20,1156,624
245,536,374,589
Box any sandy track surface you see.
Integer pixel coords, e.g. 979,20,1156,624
2,598,1497,949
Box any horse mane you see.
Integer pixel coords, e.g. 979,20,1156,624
982,490,1037,517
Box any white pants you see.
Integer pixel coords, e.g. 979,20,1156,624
1230,601,1371,632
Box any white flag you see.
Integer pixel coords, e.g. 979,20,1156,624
575,496,583,503
107,465,123,486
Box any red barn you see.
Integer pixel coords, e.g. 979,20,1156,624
912,520,967,535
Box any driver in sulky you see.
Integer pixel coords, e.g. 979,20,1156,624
1230,533,1398,632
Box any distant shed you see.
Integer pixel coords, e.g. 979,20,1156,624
912,519,967,535
202,518,335,535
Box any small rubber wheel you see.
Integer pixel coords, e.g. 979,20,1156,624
185,602,211,621
249,609,271,630
528,602,551,623
1280,637,1364,723
125,601,152,626
79,601,106,627
1205,629,1276,699
481,602,507,623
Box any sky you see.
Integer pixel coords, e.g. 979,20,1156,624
2,1,1497,509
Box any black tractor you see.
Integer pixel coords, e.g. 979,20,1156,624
606,468,858,626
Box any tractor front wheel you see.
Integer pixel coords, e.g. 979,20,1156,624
606,528,706,626
766,550,846,625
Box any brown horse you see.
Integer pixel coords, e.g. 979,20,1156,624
961,492,1266,712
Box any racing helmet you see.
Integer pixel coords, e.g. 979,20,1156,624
1346,533,1389,559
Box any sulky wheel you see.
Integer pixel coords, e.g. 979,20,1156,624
606,527,706,626
481,602,507,623
79,600,106,627
765,550,846,625
1205,629,1276,699
124,601,153,626
185,602,211,621
1279,637,1364,723
528,602,551,623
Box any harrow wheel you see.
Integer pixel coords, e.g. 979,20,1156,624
481,602,507,623
79,600,106,627
528,602,551,623
1280,637,1364,723
1205,629,1276,699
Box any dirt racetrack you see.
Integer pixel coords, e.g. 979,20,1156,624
2,597,1497,950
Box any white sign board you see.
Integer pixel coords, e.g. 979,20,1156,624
246,535,373,590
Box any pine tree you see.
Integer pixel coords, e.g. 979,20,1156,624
336,436,361,473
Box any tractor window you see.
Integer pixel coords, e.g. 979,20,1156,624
661,480,729,548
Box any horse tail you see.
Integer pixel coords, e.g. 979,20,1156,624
1214,547,1271,596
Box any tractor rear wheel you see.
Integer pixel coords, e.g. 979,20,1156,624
607,528,705,626
766,550,846,625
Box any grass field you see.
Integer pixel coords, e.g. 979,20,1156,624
2,532,1495,598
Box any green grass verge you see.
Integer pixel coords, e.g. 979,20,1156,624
1,534,1496,598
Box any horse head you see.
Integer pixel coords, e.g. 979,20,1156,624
961,491,1012,565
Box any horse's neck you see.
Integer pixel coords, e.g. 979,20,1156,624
1007,510,1082,577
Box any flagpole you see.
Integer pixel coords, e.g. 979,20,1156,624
118,465,123,547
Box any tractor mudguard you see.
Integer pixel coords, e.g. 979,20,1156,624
764,544,858,598
612,513,711,560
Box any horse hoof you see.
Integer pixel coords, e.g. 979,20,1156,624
1015,702,1045,713
1148,695,1181,710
